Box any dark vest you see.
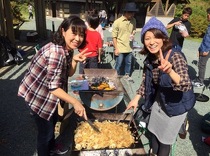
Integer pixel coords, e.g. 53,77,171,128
143,50,195,117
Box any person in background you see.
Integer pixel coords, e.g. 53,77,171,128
166,7,192,51
18,16,91,156
86,9,104,43
28,3,33,19
126,17,195,156
100,9,107,29
112,2,138,81
108,13,115,27
192,8,210,88
79,12,103,74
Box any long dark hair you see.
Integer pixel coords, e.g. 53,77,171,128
140,28,172,55
52,16,87,49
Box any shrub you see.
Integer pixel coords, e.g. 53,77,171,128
11,1,24,26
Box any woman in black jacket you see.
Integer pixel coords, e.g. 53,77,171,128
126,17,195,156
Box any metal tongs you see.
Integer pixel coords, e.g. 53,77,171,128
117,109,134,124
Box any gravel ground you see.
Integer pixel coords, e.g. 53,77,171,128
0,16,210,156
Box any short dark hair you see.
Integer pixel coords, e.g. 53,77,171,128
86,14,100,29
52,16,87,49
182,7,192,15
140,28,172,55
87,9,98,15
207,8,210,14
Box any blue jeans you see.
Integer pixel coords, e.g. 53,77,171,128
115,52,132,76
30,108,58,156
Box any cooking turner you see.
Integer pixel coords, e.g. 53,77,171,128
84,118,100,133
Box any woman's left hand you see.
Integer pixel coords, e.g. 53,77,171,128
73,48,92,63
158,49,172,74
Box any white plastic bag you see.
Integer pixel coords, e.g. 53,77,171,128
176,23,189,37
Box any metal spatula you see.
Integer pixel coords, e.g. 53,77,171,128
85,118,100,133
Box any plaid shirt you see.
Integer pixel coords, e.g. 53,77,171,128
18,42,72,121
137,52,192,97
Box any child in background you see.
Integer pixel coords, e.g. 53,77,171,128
79,13,103,74
85,9,104,44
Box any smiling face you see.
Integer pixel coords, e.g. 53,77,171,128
144,31,163,56
62,27,85,50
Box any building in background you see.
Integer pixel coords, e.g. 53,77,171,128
45,0,103,19
44,0,190,28
0,0,190,47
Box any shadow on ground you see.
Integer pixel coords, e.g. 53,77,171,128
188,108,210,156
0,54,38,155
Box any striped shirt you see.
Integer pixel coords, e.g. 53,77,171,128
137,52,192,97
18,42,72,121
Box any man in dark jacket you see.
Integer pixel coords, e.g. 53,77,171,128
193,8,210,88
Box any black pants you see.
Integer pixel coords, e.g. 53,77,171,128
31,109,58,156
29,12,33,19
151,134,170,156
79,56,98,74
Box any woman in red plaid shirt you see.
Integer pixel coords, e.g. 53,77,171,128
18,16,91,156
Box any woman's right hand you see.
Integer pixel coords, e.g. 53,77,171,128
73,101,87,120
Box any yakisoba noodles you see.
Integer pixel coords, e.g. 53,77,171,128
74,120,135,150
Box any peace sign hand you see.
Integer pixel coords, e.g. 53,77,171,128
73,48,92,63
158,49,172,74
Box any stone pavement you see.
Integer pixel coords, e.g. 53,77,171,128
0,16,210,156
